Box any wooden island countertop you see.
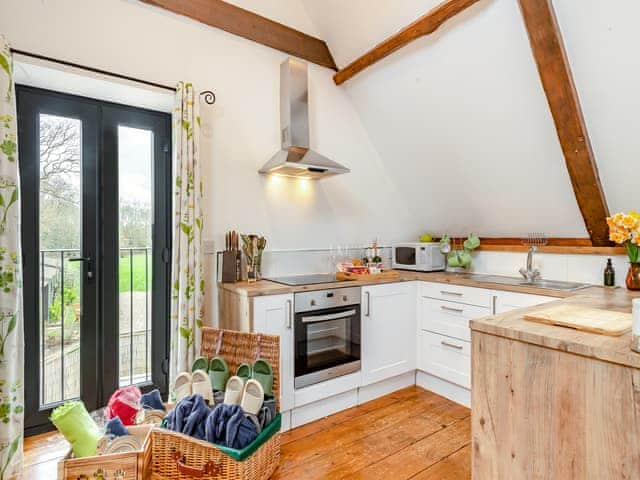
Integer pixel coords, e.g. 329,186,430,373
470,286,640,369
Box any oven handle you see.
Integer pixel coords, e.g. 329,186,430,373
301,309,357,324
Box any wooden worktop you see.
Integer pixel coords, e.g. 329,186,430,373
470,286,640,369
218,271,571,298
220,272,640,369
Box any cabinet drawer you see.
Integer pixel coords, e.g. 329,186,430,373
420,282,491,308
419,298,489,341
419,331,470,389
494,290,556,314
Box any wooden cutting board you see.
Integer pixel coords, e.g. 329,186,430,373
335,270,400,281
524,304,632,336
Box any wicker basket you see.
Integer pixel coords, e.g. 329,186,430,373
150,327,281,480
57,424,153,480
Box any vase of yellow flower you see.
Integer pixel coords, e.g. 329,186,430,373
607,211,640,290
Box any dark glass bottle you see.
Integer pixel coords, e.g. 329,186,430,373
604,258,615,287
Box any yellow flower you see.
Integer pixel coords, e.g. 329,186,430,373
629,210,640,219
613,212,625,226
622,215,638,229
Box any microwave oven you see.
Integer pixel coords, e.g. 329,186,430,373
392,242,445,272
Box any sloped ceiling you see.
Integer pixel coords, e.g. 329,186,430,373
302,0,640,238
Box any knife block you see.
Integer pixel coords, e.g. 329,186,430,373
221,251,238,283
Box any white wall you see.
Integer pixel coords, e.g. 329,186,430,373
0,0,416,323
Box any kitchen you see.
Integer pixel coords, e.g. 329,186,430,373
3,0,640,479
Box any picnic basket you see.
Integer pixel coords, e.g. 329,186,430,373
149,327,281,480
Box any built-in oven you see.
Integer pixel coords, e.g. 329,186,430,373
294,287,361,389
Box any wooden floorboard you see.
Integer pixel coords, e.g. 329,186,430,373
23,386,471,479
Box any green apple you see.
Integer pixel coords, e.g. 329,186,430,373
419,233,433,243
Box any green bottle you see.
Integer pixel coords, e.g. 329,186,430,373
604,258,615,287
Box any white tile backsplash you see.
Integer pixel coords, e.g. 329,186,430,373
470,251,627,287
259,248,628,287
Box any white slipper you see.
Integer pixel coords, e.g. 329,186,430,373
191,369,213,403
241,379,264,415
174,372,192,402
223,376,244,405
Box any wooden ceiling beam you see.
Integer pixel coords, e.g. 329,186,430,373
139,0,337,70
518,0,610,246
333,0,481,85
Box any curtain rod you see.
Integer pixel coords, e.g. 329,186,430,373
10,48,216,104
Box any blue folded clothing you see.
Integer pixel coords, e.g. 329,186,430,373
105,416,130,437
165,394,210,441
205,404,259,450
141,389,165,411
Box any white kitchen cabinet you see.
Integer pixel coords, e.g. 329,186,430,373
361,282,416,386
419,331,471,389
493,290,556,314
419,297,490,342
252,293,294,412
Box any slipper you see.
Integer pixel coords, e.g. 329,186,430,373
191,369,213,403
252,359,274,395
223,376,244,405
241,379,264,415
174,372,192,403
209,357,230,392
191,356,209,373
236,363,252,384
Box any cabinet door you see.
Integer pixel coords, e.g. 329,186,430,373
252,294,294,412
494,291,556,314
361,282,416,386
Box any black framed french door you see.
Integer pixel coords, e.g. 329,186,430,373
17,86,171,435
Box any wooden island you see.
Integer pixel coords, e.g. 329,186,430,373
471,287,640,479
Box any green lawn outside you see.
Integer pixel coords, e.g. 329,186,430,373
119,252,152,292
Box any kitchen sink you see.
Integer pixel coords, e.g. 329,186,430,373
457,273,590,292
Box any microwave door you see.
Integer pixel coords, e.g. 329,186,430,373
395,247,416,265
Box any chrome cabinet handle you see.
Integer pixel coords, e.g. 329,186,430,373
441,305,464,313
301,309,357,324
441,340,463,350
285,299,292,329
364,291,371,317
440,290,463,297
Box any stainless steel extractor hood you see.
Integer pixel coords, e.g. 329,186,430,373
260,58,350,179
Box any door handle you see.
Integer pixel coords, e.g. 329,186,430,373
441,305,464,313
364,291,371,317
69,256,93,279
440,290,463,297
285,299,292,329
441,340,463,350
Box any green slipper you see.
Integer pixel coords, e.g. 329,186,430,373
252,359,274,396
208,356,229,391
191,356,209,373
236,363,252,384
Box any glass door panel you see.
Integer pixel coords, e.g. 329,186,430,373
39,114,82,406
118,125,154,387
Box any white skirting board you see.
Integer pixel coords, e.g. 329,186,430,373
357,371,415,404
284,370,469,431
416,370,470,407
280,410,292,432
291,389,358,429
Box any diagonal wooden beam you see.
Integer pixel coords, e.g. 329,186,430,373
139,0,337,70
333,0,481,85
518,0,610,246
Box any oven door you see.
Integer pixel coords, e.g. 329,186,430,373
294,305,361,389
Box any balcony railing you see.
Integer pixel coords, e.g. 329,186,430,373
39,247,152,407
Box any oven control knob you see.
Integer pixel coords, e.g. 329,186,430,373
342,295,348,302
310,300,316,306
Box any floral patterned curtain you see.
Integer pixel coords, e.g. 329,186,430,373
0,37,24,479
169,82,205,398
